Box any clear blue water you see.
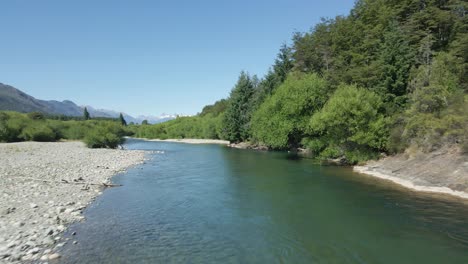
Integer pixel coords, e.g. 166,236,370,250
60,139,468,263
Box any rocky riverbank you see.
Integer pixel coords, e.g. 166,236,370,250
355,146,468,199
138,138,230,145
0,142,146,263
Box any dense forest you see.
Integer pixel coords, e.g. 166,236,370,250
134,0,468,164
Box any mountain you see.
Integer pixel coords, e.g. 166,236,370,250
0,82,178,124
136,114,181,124
0,83,82,116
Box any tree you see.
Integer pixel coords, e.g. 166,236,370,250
376,21,414,107
119,113,127,126
308,85,388,163
83,107,90,120
251,73,329,149
141,120,149,125
222,72,256,142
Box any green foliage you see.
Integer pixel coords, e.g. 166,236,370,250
84,122,126,149
222,72,256,142
251,73,329,149
200,99,228,117
27,112,45,120
0,111,127,148
376,21,414,107
389,52,468,152
308,85,389,164
134,114,224,140
119,113,127,126
83,107,90,120
132,0,467,163
20,123,57,142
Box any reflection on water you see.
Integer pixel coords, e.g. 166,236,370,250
60,139,468,263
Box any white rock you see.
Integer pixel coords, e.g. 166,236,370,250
48,253,61,260
27,247,40,254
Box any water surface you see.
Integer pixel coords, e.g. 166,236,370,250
60,139,468,263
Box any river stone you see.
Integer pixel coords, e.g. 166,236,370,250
48,253,61,260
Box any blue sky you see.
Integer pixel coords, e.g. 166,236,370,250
0,0,355,116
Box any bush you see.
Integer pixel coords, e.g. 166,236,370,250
27,112,45,120
20,124,57,142
0,116,29,142
84,125,125,149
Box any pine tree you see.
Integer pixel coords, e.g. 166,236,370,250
222,72,256,142
119,113,127,126
376,22,414,107
83,107,90,120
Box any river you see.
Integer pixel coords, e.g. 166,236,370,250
60,139,468,263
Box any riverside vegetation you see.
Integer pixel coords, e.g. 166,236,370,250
0,111,130,149
132,0,468,164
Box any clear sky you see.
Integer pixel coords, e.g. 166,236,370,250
0,0,355,116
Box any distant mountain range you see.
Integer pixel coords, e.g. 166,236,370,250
0,82,179,124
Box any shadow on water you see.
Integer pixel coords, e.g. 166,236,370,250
59,139,468,264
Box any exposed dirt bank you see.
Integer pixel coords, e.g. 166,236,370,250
0,142,146,263
355,147,468,199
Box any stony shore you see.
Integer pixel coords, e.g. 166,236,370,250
0,141,146,263
139,138,230,145
354,146,468,199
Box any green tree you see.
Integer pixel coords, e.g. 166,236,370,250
83,107,90,120
222,72,256,142
141,120,149,125
119,113,127,126
251,73,329,149
376,21,414,107
308,85,388,163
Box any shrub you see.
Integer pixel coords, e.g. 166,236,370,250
20,124,57,142
84,125,125,149
27,112,45,120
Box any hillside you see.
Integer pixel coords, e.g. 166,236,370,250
0,83,177,124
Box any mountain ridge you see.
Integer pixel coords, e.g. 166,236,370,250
0,82,177,124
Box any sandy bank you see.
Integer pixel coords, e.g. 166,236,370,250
354,147,468,199
139,138,230,145
0,141,146,263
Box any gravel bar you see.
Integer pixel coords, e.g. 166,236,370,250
0,141,146,263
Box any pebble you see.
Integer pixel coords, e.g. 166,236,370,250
0,142,145,262
27,247,40,255
48,253,61,260
13,222,25,228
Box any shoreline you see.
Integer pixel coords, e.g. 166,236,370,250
0,141,146,262
353,147,468,200
354,166,468,200
134,137,230,145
